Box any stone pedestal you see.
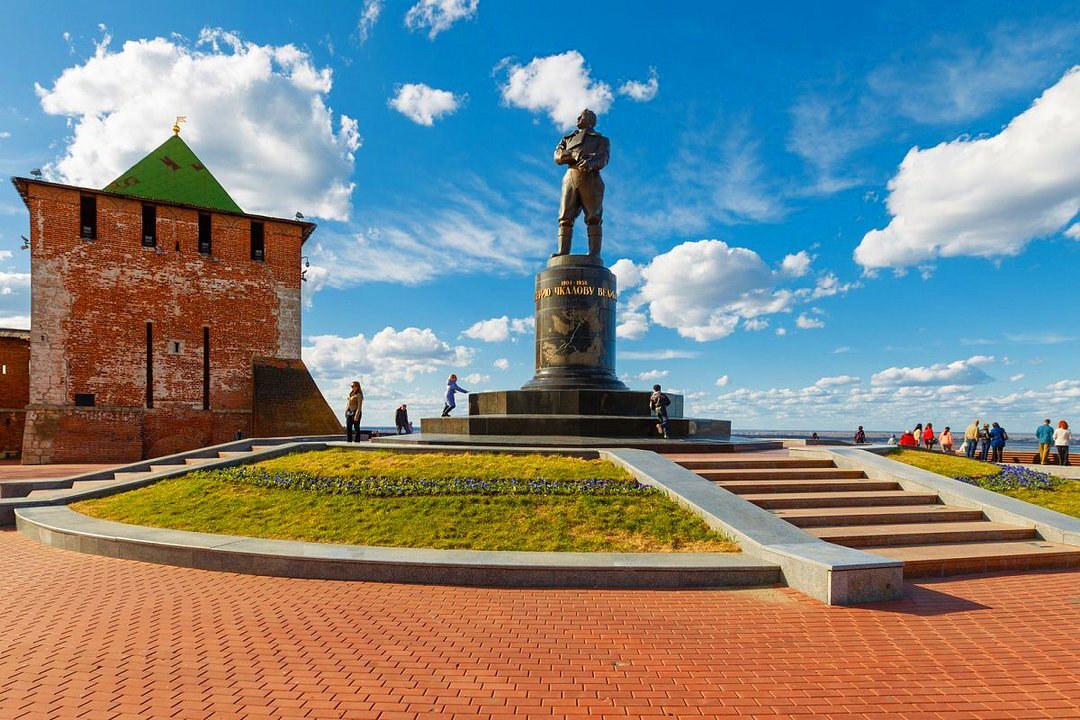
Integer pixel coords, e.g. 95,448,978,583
522,255,626,391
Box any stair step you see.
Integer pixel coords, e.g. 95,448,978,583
216,451,251,458
250,445,277,452
773,504,985,527
672,458,837,470
716,478,900,494
809,521,1037,547
23,488,77,499
864,540,1080,578
69,479,124,492
185,457,215,465
744,490,940,510
148,464,186,474
109,471,154,482
694,468,867,481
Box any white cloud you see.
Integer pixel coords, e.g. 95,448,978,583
36,30,360,221
462,372,489,385
0,251,12,260
462,316,533,343
832,346,851,354
405,0,478,39
0,271,30,295
621,349,698,360
815,375,860,388
795,313,825,330
715,374,730,387
779,251,813,278
618,67,659,102
775,327,788,336
357,0,383,44
1010,373,1026,382
621,240,851,342
616,310,649,340
636,369,669,381
855,67,1080,270
304,326,474,386
871,355,995,388
610,258,643,290
0,315,30,329
493,357,509,370
1005,332,1075,345
744,318,769,331
389,83,463,126
498,51,613,129
0,131,10,139
867,24,1079,125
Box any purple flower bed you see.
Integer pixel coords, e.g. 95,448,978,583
954,464,1063,492
215,466,656,497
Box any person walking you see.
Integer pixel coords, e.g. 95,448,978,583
345,381,363,443
940,426,954,454
1054,420,1072,466
922,423,936,451
395,404,411,434
964,419,980,459
989,422,1008,463
978,423,991,461
441,374,468,417
1035,419,1054,464
853,426,866,444
649,384,671,439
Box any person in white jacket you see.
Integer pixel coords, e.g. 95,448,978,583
1053,420,1072,466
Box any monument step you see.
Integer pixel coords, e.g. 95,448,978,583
469,389,685,419
419,414,731,439
807,521,1036,547
148,464,186,474
371,433,782,453
744,490,940,510
862,540,1080,578
669,458,836,470
694,468,867,481
184,457,216,465
773,504,986,527
715,478,899,494
216,451,252,458
109,471,155,482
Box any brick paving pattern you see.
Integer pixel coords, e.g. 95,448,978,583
1,529,1078,719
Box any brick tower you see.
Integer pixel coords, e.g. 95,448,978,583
11,128,341,463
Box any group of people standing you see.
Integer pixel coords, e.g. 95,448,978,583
960,420,1009,463
343,374,469,442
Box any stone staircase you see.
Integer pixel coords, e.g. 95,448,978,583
0,443,285,525
664,452,1080,578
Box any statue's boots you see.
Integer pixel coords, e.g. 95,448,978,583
587,225,602,258
552,227,572,257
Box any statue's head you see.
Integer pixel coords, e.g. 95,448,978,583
577,109,597,130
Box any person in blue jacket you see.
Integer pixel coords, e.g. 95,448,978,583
1035,418,1054,464
988,421,1008,463
441,374,469,417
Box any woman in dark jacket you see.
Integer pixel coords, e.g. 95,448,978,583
988,422,1007,463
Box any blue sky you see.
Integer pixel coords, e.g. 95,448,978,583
1,0,1078,431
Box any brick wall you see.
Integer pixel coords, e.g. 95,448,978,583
0,334,30,455
18,181,329,464
252,358,342,438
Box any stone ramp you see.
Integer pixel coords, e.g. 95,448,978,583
665,451,1080,578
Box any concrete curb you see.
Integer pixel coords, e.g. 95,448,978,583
601,449,903,605
791,445,1080,547
15,505,780,589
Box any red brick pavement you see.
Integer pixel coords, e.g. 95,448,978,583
0,529,1078,720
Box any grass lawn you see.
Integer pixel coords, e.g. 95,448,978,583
252,449,634,482
73,450,738,552
886,448,1080,518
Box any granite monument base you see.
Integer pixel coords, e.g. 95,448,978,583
421,389,730,439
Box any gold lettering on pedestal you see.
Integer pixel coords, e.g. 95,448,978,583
535,284,617,302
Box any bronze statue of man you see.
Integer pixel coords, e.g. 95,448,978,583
553,108,609,258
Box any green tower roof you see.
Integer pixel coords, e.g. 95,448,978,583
103,134,243,213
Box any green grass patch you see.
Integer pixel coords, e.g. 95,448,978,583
72,450,738,552
885,449,1000,479
886,448,1079,518
252,449,634,482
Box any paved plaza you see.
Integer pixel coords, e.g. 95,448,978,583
1,529,1077,719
